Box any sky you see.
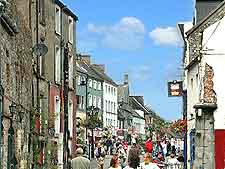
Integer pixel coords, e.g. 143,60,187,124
62,0,193,121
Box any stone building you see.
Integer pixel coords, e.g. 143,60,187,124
0,0,33,168
184,1,225,168
29,0,78,168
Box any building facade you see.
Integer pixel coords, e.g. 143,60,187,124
185,1,225,168
0,0,33,168
30,0,78,167
91,64,118,130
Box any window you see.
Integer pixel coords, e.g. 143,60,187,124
114,88,116,96
39,55,44,76
68,140,72,156
108,101,110,112
97,97,101,108
111,87,113,95
108,86,110,93
98,82,101,90
81,96,85,109
55,46,61,83
68,101,73,138
113,103,116,113
68,16,73,43
39,0,45,25
93,80,97,89
105,85,107,93
77,75,81,85
105,100,107,112
55,96,61,134
55,6,61,34
89,79,92,88
111,102,113,113
88,95,92,106
69,55,73,87
93,96,96,107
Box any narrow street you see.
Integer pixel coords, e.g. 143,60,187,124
91,155,112,169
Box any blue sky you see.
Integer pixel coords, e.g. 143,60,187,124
62,0,193,121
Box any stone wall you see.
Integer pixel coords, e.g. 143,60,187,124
0,0,33,168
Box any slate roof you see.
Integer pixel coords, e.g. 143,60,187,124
186,0,225,36
90,65,118,86
76,60,103,81
118,102,144,119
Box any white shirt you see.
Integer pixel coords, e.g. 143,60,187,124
140,162,160,169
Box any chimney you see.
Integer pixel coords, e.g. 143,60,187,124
195,0,223,24
79,54,91,65
124,74,129,85
92,64,105,73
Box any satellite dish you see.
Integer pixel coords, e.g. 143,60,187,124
32,43,48,56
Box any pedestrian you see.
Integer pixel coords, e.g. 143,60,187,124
152,138,164,162
140,153,159,169
145,137,153,153
109,154,122,169
167,153,180,169
125,144,140,169
71,148,90,169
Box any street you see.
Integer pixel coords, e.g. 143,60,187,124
91,155,112,169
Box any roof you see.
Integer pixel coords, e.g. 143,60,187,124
91,65,118,86
76,60,103,81
129,96,156,117
118,102,144,119
186,0,225,36
55,0,78,21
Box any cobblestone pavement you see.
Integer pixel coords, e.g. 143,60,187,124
91,155,112,169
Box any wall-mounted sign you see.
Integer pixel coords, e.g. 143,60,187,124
168,81,183,97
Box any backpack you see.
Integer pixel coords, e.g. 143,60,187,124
145,140,153,153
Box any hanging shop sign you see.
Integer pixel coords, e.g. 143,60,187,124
168,80,183,97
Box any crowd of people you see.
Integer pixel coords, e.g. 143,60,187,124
69,135,184,169
105,136,184,169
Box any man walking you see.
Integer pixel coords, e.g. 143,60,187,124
71,148,90,169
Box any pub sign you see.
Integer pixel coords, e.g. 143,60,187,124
168,80,183,97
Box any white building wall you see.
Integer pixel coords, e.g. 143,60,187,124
133,116,145,135
202,17,225,130
187,63,200,168
103,82,118,129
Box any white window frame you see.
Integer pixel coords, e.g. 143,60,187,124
55,6,61,34
68,101,73,138
55,96,61,135
98,82,101,90
93,96,96,107
89,79,92,88
69,55,73,88
93,80,97,89
98,97,101,109
88,95,92,107
55,46,61,83
68,16,73,44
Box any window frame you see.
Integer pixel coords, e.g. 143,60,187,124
55,5,61,34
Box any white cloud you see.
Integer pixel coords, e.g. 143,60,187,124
86,17,146,51
149,27,182,46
